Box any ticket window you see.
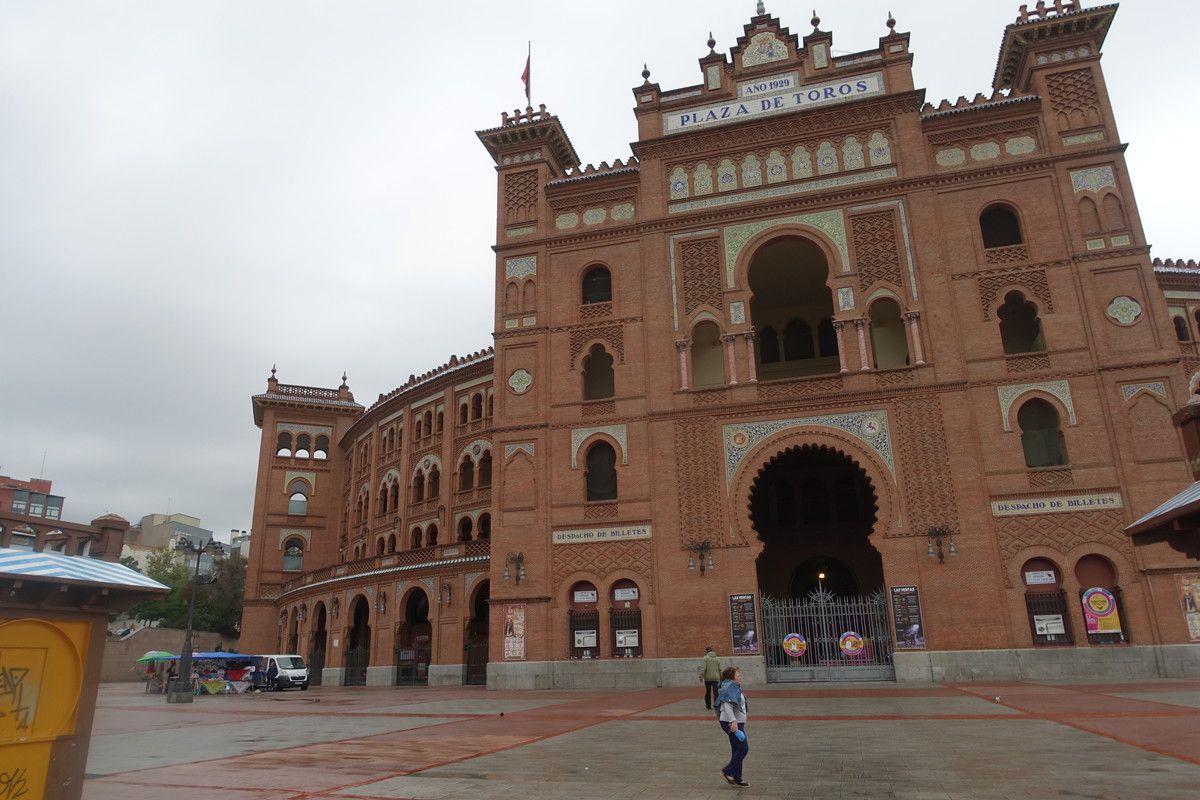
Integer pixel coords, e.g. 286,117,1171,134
1075,554,1129,646
568,581,600,660
1022,558,1073,646
609,579,642,658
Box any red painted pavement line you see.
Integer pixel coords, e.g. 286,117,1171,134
1050,716,1200,767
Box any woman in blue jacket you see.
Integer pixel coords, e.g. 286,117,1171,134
714,666,750,787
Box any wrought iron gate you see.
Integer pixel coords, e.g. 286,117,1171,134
463,638,488,685
762,589,894,681
344,647,369,686
308,648,325,686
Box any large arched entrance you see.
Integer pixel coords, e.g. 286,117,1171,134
344,596,371,686
308,603,327,686
748,237,840,381
750,444,894,681
464,581,489,685
394,588,431,686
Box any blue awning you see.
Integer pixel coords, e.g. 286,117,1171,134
0,547,169,590
1126,481,1200,535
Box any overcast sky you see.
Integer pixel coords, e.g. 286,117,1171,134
1,0,1195,542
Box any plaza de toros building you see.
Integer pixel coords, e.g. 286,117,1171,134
241,2,1200,688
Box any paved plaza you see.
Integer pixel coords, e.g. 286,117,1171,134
84,679,1200,799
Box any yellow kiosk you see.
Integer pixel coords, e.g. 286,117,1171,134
0,545,167,799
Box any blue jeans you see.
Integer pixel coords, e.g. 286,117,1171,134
720,721,749,782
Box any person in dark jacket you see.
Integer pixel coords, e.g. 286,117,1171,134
714,666,750,787
699,646,722,710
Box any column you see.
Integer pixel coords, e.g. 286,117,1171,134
722,333,739,384
832,321,849,374
906,311,926,365
743,331,758,383
854,319,870,371
676,340,690,390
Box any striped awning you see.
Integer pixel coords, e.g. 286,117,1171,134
0,547,169,590
1126,481,1200,536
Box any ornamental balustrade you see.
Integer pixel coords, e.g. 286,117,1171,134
278,539,490,594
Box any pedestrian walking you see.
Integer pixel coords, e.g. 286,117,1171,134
714,666,750,787
699,645,722,710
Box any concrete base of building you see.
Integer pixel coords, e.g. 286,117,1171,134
428,664,464,686
365,666,393,686
487,656,765,690
894,644,1200,682
322,667,345,686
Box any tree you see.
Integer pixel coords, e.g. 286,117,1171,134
127,547,247,640
119,555,142,573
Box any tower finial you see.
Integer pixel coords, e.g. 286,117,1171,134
756,1,766,15
886,10,896,32
270,364,276,378
811,10,821,31
707,31,716,53
641,63,651,84
340,371,348,389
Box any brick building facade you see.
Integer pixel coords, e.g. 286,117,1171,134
241,3,1200,686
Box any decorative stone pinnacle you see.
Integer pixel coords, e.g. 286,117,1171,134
707,31,716,53
641,63,651,83
340,371,348,388
270,364,276,378
886,10,896,31
811,10,820,30
756,1,766,15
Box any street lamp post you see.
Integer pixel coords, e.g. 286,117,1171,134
166,535,225,704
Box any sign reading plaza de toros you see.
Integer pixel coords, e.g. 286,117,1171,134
990,492,1123,517
662,71,885,135
552,525,652,545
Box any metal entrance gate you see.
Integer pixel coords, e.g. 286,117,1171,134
463,638,488,686
762,590,894,682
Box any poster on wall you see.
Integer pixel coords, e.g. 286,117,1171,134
1179,574,1200,642
574,629,598,648
615,629,639,648
1081,587,1122,634
613,587,639,602
503,604,526,660
573,589,598,604
728,594,760,654
889,586,926,650
1033,615,1066,635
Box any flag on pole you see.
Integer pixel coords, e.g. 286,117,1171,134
521,43,531,105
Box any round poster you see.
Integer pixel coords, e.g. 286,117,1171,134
838,631,865,657
782,633,807,658
1083,587,1115,617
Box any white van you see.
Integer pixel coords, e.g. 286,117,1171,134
257,654,309,691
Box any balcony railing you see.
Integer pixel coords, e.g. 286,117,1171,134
280,539,490,594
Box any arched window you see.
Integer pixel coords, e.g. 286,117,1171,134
412,472,425,502
389,481,399,512
585,441,618,501
276,432,292,457
426,524,439,547
505,282,519,315
759,326,781,363
582,344,615,400
1018,398,1067,467
471,393,483,420
283,539,304,571
1102,194,1127,231
411,527,422,549
487,394,494,417
423,411,433,435
295,433,311,458
998,291,1045,354
478,451,492,487
459,456,475,491
1075,554,1127,645
377,486,388,516
1022,557,1071,645
314,435,329,460
428,466,441,498
869,298,909,369
287,480,309,515
415,418,423,438
1079,197,1101,235
387,533,397,553
783,318,814,360
582,266,612,304
458,517,473,542
459,403,469,425
436,411,444,433
1174,316,1191,342
980,205,1023,248
376,538,385,556
691,321,725,388
478,513,491,540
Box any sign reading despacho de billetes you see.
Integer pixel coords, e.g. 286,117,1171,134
552,525,652,545
990,492,1123,517
662,71,885,135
